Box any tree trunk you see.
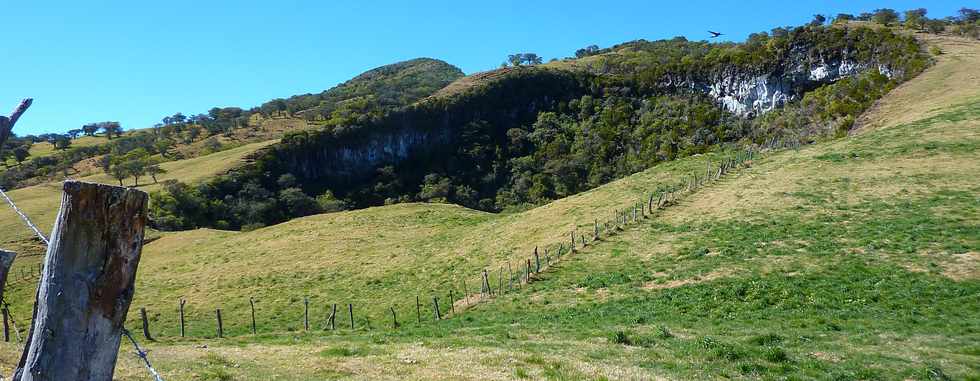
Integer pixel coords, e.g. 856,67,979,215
16,181,148,381
0,99,32,152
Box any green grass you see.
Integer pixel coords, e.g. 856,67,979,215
0,35,977,380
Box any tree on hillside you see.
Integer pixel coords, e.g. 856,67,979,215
120,149,150,186
52,135,72,150
146,161,167,183
100,121,123,140
13,146,29,164
66,129,83,139
575,45,600,58
810,14,827,26
522,53,543,65
507,54,523,67
833,13,855,24
82,123,100,136
109,165,128,186
960,8,980,23
904,8,927,29
872,8,900,26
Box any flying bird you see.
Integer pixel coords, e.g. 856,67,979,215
708,31,723,38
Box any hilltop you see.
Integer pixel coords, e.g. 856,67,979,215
0,31,968,380
0,13,977,380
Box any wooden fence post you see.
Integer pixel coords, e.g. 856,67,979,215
594,219,599,240
416,296,422,323
304,297,310,331
0,99,32,151
0,250,14,303
482,269,491,297
508,262,514,290
462,279,469,305
15,181,147,381
497,267,504,296
140,307,153,341
178,299,187,337
2,306,9,342
449,290,456,314
534,249,541,273
216,309,223,338
329,304,337,330
348,303,354,330
390,306,399,328
0,249,15,344
432,297,441,320
526,259,532,279
249,297,257,334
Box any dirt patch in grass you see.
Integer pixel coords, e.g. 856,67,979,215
642,269,734,290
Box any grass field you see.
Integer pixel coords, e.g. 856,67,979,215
0,34,977,380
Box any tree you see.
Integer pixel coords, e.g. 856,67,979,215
507,54,523,67
575,45,600,58
146,163,167,183
100,121,123,140
810,14,827,26
81,123,100,136
960,8,980,23
13,146,29,164
52,135,72,150
904,8,927,29
522,53,543,65
315,190,349,212
833,13,855,24
66,129,83,139
109,165,128,186
872,8,900,26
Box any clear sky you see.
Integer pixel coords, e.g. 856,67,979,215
1,1,969,135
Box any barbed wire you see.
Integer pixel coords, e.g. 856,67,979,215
122,328,165,381
0,187,49,245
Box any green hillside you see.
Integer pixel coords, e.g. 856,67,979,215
0,29,973,381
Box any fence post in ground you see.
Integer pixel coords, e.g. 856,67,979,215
15,181,148,381
462,279,469,305
416,296,422,323
534,249,541,273
249,297,257,334
508,262,514,290
482,269,492,297
432,297,441,320
0,250,14,303
2,306,9,342
449,290,456,314
304,297,310,331
498,267,504,295
570,231,576,250
215,309,223,338
0,249,14,344
526,259,532,280
329,303,337,330
390,306,399,328
140,308,153,341
178,299,186,337
348,304,354,330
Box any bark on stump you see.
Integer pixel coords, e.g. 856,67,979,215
16,181,148,381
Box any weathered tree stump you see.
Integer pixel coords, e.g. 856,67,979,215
16,181,148,381
0,99,32,151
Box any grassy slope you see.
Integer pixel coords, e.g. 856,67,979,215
0,35,977,380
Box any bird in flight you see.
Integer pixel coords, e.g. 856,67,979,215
708,31,723,38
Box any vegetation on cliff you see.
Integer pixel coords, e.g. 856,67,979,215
150,22,930,231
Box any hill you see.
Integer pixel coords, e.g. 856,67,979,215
0,58,463,191
0,29,972,381
149,23,929,233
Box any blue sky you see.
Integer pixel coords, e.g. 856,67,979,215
1,1,969,135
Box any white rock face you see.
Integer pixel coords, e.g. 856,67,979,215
682,52,893,116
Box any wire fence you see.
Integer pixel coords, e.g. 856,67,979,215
0,138,806,378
